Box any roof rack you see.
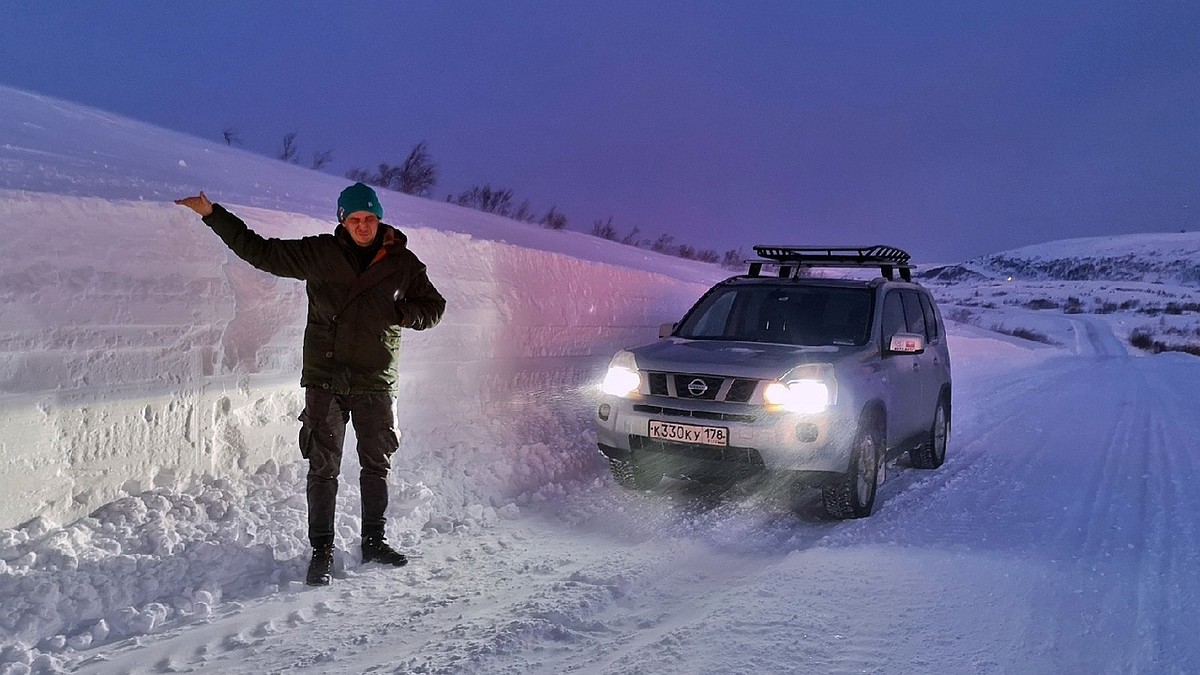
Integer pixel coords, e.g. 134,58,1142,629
748,245,914,281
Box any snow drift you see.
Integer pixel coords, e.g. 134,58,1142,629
0,85,725,533
0,189,719,531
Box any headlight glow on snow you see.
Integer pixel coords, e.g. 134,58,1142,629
601,350,641,397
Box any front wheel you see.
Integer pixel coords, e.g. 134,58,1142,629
608,456,663,491
822,417,883,519
910,395,949,469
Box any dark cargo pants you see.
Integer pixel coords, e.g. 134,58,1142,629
298,388,399,548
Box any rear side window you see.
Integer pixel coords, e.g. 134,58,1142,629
901,290,928,338
917,292,941,342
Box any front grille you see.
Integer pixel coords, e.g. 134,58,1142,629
726,379,758,403
648,372,669,396
644,371,761,403
673,374,722,400
633,404,757,423
631,435,764,465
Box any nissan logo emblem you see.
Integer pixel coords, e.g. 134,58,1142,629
687,378,708,396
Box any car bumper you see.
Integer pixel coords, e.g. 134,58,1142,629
595,394,858,477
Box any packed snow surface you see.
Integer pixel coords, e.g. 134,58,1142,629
2,86,1200,673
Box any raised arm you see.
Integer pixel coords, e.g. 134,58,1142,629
177,193,315,280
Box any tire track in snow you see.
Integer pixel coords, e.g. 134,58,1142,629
819,357,1071,551
814,314,1199,671
1131,360,1200,669
1018,352,1200,671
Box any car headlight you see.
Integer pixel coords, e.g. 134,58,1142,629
763,364,837,413
601,350,641,397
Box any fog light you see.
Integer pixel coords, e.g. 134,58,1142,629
598,403,611,421
795,422,818,443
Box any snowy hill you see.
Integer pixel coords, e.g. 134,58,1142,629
917,234,1200,358
2,86,1199,673
921,231,1200,286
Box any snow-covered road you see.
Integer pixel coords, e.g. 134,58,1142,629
62,320,1200,674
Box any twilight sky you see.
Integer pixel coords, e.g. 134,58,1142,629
1,1,1196,262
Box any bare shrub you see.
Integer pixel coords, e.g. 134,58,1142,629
992,324,1058,345
540,206,568,230
279,132,300,163
456,185,514,215
396,141,438,196
512,200,536,223
591,216,617,240
651,234,675,253
310,150,333,170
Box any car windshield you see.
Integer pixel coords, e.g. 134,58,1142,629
676,285,873,346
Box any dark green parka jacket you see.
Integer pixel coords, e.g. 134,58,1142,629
203,204,446,394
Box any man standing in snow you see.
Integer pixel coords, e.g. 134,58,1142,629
176,183,445,586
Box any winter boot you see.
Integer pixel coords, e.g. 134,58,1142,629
306,545,335,586
361,536,408,567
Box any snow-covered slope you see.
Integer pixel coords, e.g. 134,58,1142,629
2,86,1199,673
922,231,1200,286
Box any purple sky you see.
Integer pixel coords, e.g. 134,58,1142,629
1,1,1196,262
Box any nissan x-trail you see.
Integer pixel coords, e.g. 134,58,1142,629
595,245,952,518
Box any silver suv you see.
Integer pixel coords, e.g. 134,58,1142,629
595,245,951,518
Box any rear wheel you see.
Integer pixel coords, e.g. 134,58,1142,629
822,416,883,519
910,394,949,469
608,456,663,490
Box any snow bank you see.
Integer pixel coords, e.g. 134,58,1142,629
0,189,720,534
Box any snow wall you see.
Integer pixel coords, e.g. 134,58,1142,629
0,189,718,531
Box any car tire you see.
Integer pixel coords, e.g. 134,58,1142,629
909,394,949,469
822,415,883,519
608,456,663,491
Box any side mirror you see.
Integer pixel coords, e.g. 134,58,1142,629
888,333,926,354
659,322,677,339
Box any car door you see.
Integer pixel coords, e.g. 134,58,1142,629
880,289,924,445
901,289,940,433
917,290,951,406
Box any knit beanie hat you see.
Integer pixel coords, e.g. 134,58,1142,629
337,182,384,222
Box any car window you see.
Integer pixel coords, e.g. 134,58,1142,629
901,290,928,338
881,291,907,339
677,285,873,346
917,292,940,342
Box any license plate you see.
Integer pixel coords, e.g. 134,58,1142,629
648,420,729,447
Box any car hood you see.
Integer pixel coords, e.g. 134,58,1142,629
629,338,863,379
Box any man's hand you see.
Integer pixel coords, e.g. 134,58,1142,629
175,191,214,217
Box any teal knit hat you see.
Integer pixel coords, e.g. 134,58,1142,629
337,182,384,222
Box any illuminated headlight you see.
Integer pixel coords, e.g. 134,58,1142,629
601,350,641,397
763,364,837,413
763,380,831,413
